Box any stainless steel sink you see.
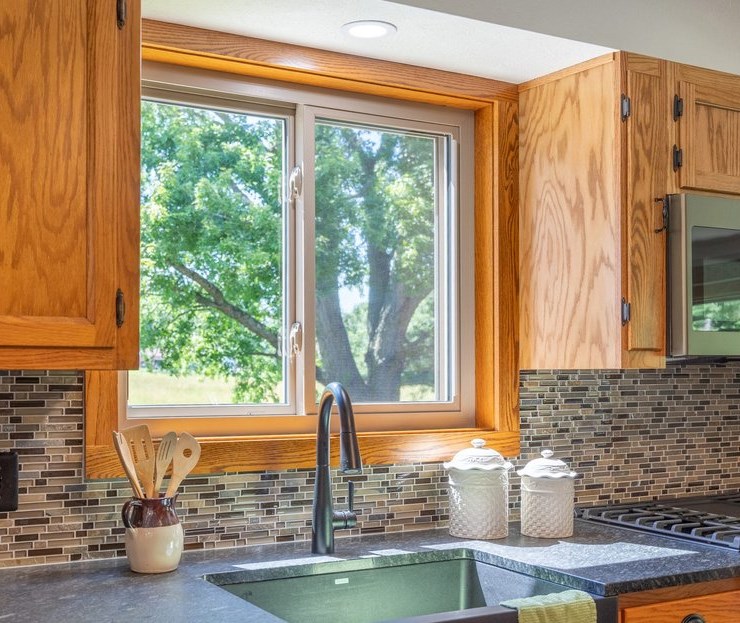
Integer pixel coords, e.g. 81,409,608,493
205,549,618,623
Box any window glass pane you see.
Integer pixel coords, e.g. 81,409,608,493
691,226,740,332
314,120,449,404
129,100,287,407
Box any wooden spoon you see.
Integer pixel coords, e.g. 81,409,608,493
112,431,144,498
153,431,178,496
165,433,201,497
121,425,156,498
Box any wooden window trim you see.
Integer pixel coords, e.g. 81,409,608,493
84,20,520,477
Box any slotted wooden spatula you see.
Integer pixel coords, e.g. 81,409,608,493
153,431,178,496
121,425,156,498
165,433,201,497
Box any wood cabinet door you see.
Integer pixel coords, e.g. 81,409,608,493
0,1,139,366
622,588,740,623
519,58,623,369
678,67,740,195
622,56,669,363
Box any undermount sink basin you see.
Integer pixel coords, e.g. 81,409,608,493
205,549,617,623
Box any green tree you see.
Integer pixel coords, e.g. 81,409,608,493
139,101,437,404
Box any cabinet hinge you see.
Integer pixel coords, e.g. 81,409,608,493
116,0,127,29
116,289,125,328
621,298,631,325
673,94,684,120
673,144,683,170
620,94,631,121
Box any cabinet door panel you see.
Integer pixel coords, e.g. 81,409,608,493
622,588,740,623
519,60,622,369
624,66,667,353
680,77,740,195
0,0,116,349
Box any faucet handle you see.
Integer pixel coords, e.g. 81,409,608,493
332,480,358,531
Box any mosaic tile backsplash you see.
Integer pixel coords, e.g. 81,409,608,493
0,362,738,567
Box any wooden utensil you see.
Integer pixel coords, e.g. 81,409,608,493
121,425,156,498
153,431,178,496
165,433,201,497
112,431,144,498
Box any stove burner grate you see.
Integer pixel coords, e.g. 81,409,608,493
577,501,740,550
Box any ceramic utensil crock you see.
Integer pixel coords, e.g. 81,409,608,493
517,449,578,538
122,495,183,573
443,438,513,539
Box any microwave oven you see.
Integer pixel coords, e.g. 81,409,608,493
668,193,740,356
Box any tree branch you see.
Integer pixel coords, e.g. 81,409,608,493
172,263,279,349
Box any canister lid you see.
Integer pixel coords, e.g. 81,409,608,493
443,439,513,471
517,449,578,479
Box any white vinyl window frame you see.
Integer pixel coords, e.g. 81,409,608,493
121,61,475,436
299,107,463,417
134,87,298,419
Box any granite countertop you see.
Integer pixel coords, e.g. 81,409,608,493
0,520,738,622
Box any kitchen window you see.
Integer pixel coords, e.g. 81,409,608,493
120,62,475,437
83,29,519,477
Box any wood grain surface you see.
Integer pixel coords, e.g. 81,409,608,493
114,0,141,368
87,430,521,477
518,53,616,93
142,20,517,106
621,588,740,623
623,56,668,358
619,577,740,609
519,60,622,369
491,100,520,433
474,105,496,426
0,1,87,320
0,347,114,370
680,76,740,195
0,0,135,355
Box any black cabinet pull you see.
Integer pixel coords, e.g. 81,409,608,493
116,289,125,328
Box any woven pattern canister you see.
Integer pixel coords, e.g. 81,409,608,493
517,450,578,539
443,439,513,539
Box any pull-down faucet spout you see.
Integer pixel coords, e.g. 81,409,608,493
311,382,363,554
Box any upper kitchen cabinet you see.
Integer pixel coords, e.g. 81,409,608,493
0,0,140,369
519,53,671,370
675,63,740,195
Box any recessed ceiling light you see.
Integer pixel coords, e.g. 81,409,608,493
341,20,397,39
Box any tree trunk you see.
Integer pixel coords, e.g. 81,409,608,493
315,288,368,400
365,283,426,401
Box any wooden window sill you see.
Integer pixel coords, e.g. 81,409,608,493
86,428,520,477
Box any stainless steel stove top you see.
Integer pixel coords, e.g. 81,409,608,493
576,494,740,550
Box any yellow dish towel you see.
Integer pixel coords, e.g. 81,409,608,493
500,589,597,623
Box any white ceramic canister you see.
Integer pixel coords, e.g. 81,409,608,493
517,449,578,539
443,439,513,539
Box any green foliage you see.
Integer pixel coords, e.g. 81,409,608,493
693,301,740,331
140,101,284,402
138,101,439,405
314,124,436,297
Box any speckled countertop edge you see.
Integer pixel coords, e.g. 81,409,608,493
0,521,738,621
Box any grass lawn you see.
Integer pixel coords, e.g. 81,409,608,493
129,370,436,406
128,369,237,405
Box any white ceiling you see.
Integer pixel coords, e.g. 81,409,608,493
141,0,614,84
391,0,740,76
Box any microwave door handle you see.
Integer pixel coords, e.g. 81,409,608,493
654,197,668,233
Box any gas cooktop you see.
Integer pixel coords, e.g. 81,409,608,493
576,494,740,550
